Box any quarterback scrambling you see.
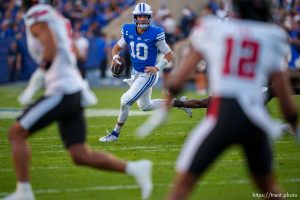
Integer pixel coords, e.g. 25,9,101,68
99,3,191,142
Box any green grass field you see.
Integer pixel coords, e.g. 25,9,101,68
0,85,299,200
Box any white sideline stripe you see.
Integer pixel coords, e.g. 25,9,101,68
86,109,153,117
0,144,181,156
1,162,176,172
275,140,296,144
1,143,300,156
0,144,182,150
0,166,72,172
2,151,300,158
0,185,140,196
0,149,182,157
85,124,112,128
1,178,300,196
0,108,153,119
1,152,300,171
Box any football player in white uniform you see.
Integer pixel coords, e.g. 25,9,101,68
165,3,297,135
99,3,191,142
4,1,152,200
140,0,299,199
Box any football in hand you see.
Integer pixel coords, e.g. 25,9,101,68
111,57,126,77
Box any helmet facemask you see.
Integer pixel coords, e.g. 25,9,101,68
132,3,153,29
133,14,152,29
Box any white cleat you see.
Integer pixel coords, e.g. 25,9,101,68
179,96,192,118
99,130,119,142
127,160,153,200
2,191,35,200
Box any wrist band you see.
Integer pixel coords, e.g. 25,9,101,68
156,58,168,71
113,55,121,65
39,59,52,70
113,55,120,60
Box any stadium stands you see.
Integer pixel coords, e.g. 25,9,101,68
0,0,299,85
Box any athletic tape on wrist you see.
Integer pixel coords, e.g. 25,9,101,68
156,58,168,71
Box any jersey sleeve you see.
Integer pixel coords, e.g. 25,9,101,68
25,5,53,27
117,37,127,48
155,27,166,42
121,25,125,37
155,40,171,54
268,27,289,72
189,18,211,54
121,24,130,43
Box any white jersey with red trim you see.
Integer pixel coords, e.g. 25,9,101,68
190,16,289,100
190,16,290,138
25,4,82,96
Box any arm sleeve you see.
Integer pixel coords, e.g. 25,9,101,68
117,37,127,48
155,40,171,54
268,28,290,72
189,20,210,54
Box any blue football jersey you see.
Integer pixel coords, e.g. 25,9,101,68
122,24,165,72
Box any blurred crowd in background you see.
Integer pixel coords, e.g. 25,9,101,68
0,0,300,85
0,0,138,83
0,0,137,38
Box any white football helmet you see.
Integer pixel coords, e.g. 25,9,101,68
132,3,153,29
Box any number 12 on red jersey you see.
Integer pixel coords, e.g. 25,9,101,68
223,37,260,79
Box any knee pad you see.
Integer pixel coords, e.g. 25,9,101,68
137,101,152,111
118,94,131,123
120,93,129,105
120,94,131,110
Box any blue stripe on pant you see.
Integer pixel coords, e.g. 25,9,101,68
127,74,156,106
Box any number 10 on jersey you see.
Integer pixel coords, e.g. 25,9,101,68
130,41,148,60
